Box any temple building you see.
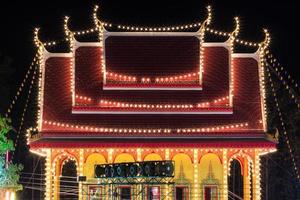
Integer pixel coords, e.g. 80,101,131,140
27,5,277,200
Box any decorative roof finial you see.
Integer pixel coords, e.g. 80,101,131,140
198,6,212,86
33,28,43,48
64,16,74,39
93,5,105,33
206,5,212,26
201,5,212,30
231,17,240,38
259,28,271,50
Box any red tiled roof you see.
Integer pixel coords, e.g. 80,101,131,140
34,33,267,145
105,36,199,77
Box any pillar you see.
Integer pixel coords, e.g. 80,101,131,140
136,148,142,200
45,149,52,200
106,149,114,200
78,149,84,200
222,149,228,200
193,149,199,200
243,157,251,200
165,149,170,200
253,149,261,200
53,157,60,200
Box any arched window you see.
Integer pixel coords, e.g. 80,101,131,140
228,159,243,200
60,160,78,200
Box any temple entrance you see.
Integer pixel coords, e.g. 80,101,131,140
228,159,244,200
59,160,78,200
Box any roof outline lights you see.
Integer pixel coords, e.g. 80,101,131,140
93,5,107,82
258,29,271,131
93,5,105,40
228,17,240,107
33,28,44,48
258,29,271,52
33,28,46,131
64,16,76,107
199,5,212,86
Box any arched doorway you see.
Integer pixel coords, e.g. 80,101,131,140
59,160,78,200
228,159,243,200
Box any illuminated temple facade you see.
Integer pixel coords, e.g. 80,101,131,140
28,6,277,200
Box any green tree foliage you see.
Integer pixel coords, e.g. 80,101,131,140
0,115,23,190
0,117,13,154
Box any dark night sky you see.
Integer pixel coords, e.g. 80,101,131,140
0,0,300,85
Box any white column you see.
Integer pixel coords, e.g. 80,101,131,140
244,158,251,200
106,149,114,200
222,149,228,200
45,149,52,200
78,149,84,200
136,148,142,200
193,149,199,200
53,158,59,200
165,149,170,200
253,149,261,200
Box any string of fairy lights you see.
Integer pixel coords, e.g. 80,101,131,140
4,54,38,118
267,54,299,91
38,5,261,49
63,16,76,107
266,51,300,183
267,53,300,109
105,71,199,84
265,62,300,181
97,96,229,109
11,63,38,160
41,25,261,48
74,94,229,109
42,27,259,49
42,120,248,134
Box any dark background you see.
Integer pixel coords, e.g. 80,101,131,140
1,0,300,199
1,0,299,83
1,0,300,109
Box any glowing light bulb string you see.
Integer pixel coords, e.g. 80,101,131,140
267,53,299,92
11,64,38,160
266,53,300,109
40,8,261,49
4,53,38,118
267,53,299,90
41,25,261,48
266,66,300,182
267,60,300,108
